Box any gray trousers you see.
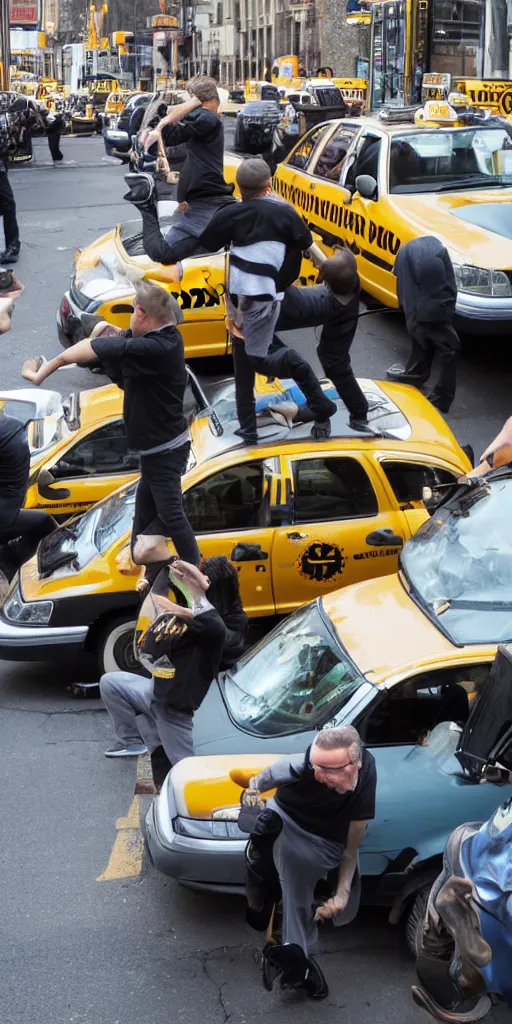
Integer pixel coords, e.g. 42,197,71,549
99,671,194,765
268,799,360,956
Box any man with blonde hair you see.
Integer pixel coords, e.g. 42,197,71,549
22,281,199,577
242,725,376,998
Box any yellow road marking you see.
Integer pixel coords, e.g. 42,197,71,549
97,754,150,881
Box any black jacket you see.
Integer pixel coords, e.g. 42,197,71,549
393,236,457,325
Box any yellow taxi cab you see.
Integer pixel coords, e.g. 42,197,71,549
272,108,512,334
0,377,471,674
145,465,511,904
56,183,242,358
0,368,212,520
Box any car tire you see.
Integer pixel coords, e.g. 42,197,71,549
97,615,148,677
405,884,431,956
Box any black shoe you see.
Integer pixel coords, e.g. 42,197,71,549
234,427,258,444
150,745,172,791
349,415,372,432
311,419,331,440
386,364,428,385
311,397,337,440
123,172,156,208
304,957,329,1000
426,393,452,414
262,943,308,992
0,240,20,264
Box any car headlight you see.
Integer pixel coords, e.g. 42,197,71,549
3,587,53,625
454,264,512,297
173,815,246,840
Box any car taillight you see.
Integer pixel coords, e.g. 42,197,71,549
60,296,70,318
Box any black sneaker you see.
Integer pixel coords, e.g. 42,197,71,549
349,415,373,432
0,240,20,264
123,172,156,207
386,364,429,385
311,419,331,440
234,427,258,444
262,943,308,992
304,957,329,1000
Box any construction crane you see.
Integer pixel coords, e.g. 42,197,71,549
87,3,110,51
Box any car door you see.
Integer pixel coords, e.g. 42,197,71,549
271,451,409,615
291,123,362,252
181,458,277,617
28,419,140,520
273,122,338,225
376,456,461,536
340,131,401,305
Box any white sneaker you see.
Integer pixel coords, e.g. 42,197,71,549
105,743,148,757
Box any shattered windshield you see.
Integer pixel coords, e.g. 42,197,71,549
222,601,365,736
401,477,512,643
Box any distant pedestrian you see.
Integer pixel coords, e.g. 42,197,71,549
386,236,460,413
0,106,20,264
45,112,65,166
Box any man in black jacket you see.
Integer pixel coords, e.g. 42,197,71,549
386,236,460,413
21,281,199,575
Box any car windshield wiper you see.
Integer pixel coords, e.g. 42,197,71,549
432,174,512,192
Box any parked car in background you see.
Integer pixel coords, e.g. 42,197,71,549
233,100,282,155
102,91,150,161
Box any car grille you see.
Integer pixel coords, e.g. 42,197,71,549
70,278,91,311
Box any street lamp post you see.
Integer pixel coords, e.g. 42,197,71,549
0,0,10,90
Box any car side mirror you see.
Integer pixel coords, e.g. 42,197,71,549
366,528,403,548
231,542,268,562
355,174,378,200
37,467,71,501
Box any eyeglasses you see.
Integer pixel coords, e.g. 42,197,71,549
312,759,357,775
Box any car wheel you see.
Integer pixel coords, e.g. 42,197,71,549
97,615,148,677
405,884,431,956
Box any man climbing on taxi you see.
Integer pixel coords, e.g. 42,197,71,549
21,281,200,581
240,725,376,999
124,75,236,266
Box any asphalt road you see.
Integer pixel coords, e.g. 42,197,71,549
0,134,510,1024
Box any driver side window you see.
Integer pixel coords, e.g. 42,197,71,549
183,461,265,533
344,134,381,191
52,422,139,479
287,124,331,171
356,664,490,746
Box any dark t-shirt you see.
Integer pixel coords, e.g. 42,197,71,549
91,326,188,453
162,108,234,204
275,746,377,844
199,196,313,293
135,567,227,712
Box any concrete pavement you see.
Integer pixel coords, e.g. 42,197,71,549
0,134,510,1024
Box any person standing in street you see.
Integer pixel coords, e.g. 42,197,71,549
21,281,200,579
386,236,460,413
0,105,20,264
124,76,235,267
241,725,376,999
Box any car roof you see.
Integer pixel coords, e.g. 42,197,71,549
317,114,512,137
322,574,496,687
77,383,123,426
189,377,465,466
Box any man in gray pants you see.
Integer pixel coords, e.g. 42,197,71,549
100,554,247,785
242,725,376,999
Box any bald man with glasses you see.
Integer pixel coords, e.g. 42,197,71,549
241,725,376,999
